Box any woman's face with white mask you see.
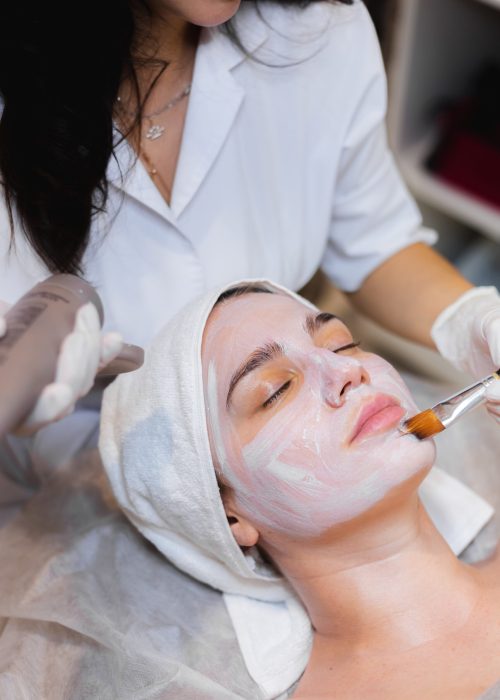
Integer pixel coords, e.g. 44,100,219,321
202,290,436,539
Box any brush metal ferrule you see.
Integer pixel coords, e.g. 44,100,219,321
432,372,499,428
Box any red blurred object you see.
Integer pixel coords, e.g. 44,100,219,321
426,63,500,210
433,131,500,209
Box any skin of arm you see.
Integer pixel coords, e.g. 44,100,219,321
348,243,473,348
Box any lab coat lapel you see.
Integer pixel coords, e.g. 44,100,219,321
170,25,267,219
107,136,177,224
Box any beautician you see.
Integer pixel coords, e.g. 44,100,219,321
0,0,500,459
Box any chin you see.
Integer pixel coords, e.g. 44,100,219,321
388,429,437,479
184,0,242,27
409,432,437,468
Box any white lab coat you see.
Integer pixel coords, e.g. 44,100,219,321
0,0,435,351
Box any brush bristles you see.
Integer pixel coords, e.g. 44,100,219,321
401,409,445,440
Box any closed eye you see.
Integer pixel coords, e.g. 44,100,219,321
262,379,292,408
333,341,361,353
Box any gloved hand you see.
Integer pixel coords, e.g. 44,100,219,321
0,301,123,435
431,286,500,423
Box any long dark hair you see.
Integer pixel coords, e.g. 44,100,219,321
0,1,353,275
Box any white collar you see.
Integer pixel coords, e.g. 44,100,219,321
107,17,268,222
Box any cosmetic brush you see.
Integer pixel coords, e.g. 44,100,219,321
399,369,500,440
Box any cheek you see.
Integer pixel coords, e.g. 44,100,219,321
245,398,435,496
363,354,420,414
234,431,435,537
220,388,325,503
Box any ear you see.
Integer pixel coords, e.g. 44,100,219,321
226,511,260,548
219,482,260,547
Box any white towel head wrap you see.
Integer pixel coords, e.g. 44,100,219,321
99,279,315,601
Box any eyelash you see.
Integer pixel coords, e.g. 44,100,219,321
332,340,361,353
262,380,292,408
261,340,361,409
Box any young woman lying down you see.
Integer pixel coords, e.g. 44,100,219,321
100,280,500,700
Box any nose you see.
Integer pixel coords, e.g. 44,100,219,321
317,351,369,408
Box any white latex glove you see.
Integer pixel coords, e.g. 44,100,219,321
431,286,500,423
0,301,123,435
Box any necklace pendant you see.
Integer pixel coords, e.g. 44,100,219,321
145,124,165,140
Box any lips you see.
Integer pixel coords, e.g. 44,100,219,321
349,394,405,444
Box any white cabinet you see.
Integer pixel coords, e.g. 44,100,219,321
388,0,500,241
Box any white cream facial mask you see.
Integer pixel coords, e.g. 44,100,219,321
203,292,436,538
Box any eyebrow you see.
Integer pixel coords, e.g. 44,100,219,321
226,341,284,408
303,311,338,337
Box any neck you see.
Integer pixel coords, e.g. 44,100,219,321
266,489,481,654
121,6,198,125
134,4,199,66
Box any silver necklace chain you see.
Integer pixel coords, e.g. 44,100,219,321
116,82,192,141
